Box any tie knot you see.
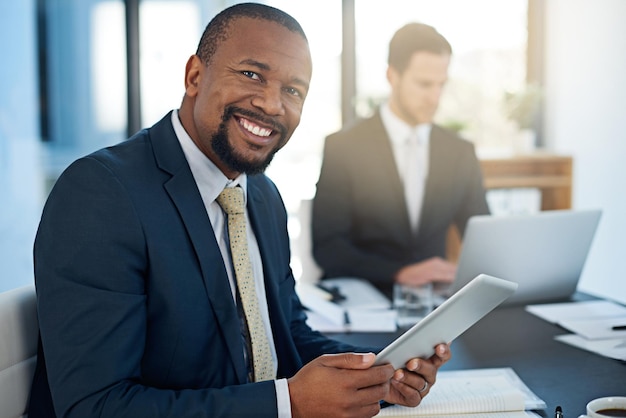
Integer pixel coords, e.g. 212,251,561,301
216,187,245,215
407,125,428,146
407,130,421,146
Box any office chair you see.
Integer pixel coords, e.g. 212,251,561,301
0,285,38,418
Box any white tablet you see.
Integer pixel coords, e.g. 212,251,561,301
374,274,517,369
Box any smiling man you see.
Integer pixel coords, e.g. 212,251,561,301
29,4,450,418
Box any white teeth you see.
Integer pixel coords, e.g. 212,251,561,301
240,118,272,137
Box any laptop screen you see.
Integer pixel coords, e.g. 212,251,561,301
448,209,602,305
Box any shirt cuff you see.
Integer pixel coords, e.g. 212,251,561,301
275,378,292,418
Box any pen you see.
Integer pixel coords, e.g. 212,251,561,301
555,405,563,418
612,325,626,331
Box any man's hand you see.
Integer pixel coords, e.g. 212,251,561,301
395,257,457,286
288,353,395,418
383,343,451,407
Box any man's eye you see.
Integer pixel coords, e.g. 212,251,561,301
242,71,260,80
285,87,302,98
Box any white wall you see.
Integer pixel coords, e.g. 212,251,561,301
545,0,626,304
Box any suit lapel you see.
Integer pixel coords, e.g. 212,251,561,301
150,113,249,384
419,126,446,239
368,114,406,200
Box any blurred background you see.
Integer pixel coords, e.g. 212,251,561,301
1,0,625,303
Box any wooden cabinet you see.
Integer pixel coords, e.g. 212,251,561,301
446,152,573,261
479,153,572,210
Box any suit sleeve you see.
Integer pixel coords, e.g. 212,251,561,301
34,157,279,418
453,142,490,236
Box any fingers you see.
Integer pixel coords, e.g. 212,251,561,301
404,343,450,381
317,352,377,370
384,343,451,407
389,376,425,407
382,369,428,407
430,343,452,367
403,358,435,391
317,353,395,392
395,257,457,285
289,354,394,418
428,258,457,283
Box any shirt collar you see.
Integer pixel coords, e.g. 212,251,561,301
171,110,248,204
380,102,432,146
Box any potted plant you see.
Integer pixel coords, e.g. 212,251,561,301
503,83,543,152
504,82,543,129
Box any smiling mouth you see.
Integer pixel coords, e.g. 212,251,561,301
238,117,273,138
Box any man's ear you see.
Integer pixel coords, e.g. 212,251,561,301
386,65,399,85
184,55,203,95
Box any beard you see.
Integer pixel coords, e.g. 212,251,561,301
211,106,287,176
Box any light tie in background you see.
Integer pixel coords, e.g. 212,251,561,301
403,131,427,232
216,186,274,382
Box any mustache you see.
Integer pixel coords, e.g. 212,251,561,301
222,106,287,137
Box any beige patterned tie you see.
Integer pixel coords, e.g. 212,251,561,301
216,186,274,382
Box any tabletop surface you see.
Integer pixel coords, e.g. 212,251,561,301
327,299,626,417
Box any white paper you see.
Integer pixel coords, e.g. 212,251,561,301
558,315,626,340
304,308,398,333
375,368,545,417
323,277,392,310
298,286,346,326
347,309,397,332
298,279,397,332
304,310,348,332
555,334,626,361
525,300,626,324
379,413,541,418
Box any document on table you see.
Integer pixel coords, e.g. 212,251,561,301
526,300,626,359
525,300,626,324
304,308,397,332
297,280,397,332
375,368,545,417
555,334,626,361
558,315,626,339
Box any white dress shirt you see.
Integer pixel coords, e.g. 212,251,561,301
380,102,431,231
171,111,291,417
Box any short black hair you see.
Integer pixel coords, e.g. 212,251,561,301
388,22,452,74
196,2,307,64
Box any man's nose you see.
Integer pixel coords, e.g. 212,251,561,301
427,86,444,105
251,85,286,116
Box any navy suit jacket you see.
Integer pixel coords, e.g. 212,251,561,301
312,111,489,296
29,112,357,418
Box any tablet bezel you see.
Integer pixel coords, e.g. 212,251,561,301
374,274,518,369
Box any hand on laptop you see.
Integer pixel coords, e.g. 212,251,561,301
395,257,457,286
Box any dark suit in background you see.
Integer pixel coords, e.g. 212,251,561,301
30,114,358,418
312,111,489,296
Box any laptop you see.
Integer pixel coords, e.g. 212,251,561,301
446,209,602,306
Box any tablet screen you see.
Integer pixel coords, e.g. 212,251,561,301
374,274,517,369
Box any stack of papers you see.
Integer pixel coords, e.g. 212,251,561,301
297,279,397,332
526,300,626,361
375,368,545,417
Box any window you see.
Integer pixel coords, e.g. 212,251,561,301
354,0,530,152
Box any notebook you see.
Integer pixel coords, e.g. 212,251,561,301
375,367,545,417
447,209,602,306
